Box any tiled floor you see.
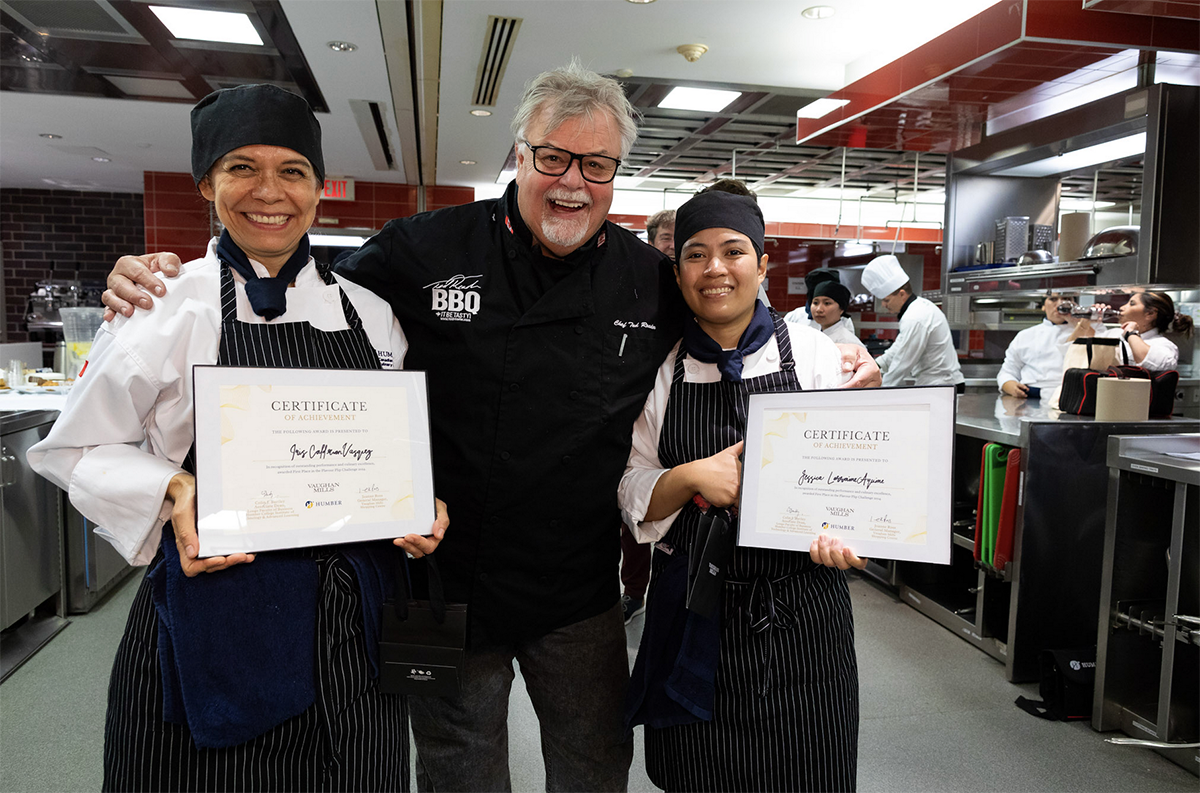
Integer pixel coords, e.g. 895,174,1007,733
1,570,1194,792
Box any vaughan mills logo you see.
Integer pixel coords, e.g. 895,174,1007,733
426,274,483,323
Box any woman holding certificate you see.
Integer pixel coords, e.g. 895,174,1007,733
28,85,444,791
619,190,867,792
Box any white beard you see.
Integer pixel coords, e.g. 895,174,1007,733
540,214,591,248
539,189,593,249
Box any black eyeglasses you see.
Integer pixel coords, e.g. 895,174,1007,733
522,141,621,184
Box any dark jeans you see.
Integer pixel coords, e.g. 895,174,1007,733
409,603,632,792
620,524,651,601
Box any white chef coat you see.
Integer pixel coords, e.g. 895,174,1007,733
618,323,845,543
1101,326,1179,371
876,296,964,387
783,307,857,335
28,238,407,566
784,310,864,348
996,319,1077,391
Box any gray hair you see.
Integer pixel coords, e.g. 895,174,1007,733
646,209,675,242
511,60,639,160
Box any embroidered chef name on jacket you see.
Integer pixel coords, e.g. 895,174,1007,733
613,319,657,330
425,274,483,322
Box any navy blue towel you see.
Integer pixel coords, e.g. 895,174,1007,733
625,550,721,730
151,538,318,749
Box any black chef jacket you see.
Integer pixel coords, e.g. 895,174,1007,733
337,181,687,643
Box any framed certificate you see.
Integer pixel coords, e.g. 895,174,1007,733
739,385,955,564
193,366,436,557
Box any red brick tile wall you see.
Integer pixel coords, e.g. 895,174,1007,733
143,172,214,263
1,188,144,342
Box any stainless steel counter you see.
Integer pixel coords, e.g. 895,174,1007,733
893,395,1200,682
955,393,1194,447
0,409,68,681
1095,433,1199,776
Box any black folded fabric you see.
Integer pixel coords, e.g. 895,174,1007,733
682,300,774,382
216,230,311,321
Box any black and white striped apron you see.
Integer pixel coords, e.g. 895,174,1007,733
644,313,859,793
103,261,409,792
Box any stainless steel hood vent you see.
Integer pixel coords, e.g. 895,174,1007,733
349,99,397,172
471,15,521,107
944,83,1198,293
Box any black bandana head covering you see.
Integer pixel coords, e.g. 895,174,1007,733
674,191,764,265
811,279,850,312
190,84,324,185
804,267,841,316
674,191,772,382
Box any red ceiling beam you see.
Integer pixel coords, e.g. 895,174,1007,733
795,0,1200,153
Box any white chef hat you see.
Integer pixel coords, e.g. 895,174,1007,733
861,254,908,298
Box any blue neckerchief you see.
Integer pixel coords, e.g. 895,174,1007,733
682,300,774,383
215,230,311,320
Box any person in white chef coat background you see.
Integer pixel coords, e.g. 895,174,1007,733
27,83,445,792
861,253,964,389
997,291,1095,398
787,275,865,349
1071,290,1193,371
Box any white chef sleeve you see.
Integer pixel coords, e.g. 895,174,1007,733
618,347,681,543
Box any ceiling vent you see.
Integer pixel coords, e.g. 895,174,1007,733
471,16,521,107
349,99,398,171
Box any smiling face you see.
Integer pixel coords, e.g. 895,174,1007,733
198,144,321,275
810,295,844,330
515,108,619,258
675,227,767,346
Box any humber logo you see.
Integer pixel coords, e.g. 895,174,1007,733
426,274,483,322
305,501,314,509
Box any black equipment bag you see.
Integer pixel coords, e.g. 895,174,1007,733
1059,338,1126,416
1015,647,1096,720
1058,369,1107,416
379,552,467,697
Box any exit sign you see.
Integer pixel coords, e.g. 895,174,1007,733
322,178,355,201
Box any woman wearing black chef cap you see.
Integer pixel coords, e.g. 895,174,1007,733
785,269,865,349
807,279,866,349
30,84,445,791
619,190,865,792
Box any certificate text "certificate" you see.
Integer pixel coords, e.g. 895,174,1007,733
802,429,890,442
272,400,369,412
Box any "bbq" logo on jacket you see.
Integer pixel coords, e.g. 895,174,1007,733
425,274,483,322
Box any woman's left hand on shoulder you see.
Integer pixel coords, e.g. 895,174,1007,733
394,497,448,558
810,533,868,570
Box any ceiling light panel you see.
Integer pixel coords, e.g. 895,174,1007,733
148,6,263,46
797,98,850,119
658,87,741,113
992,133,1147,178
